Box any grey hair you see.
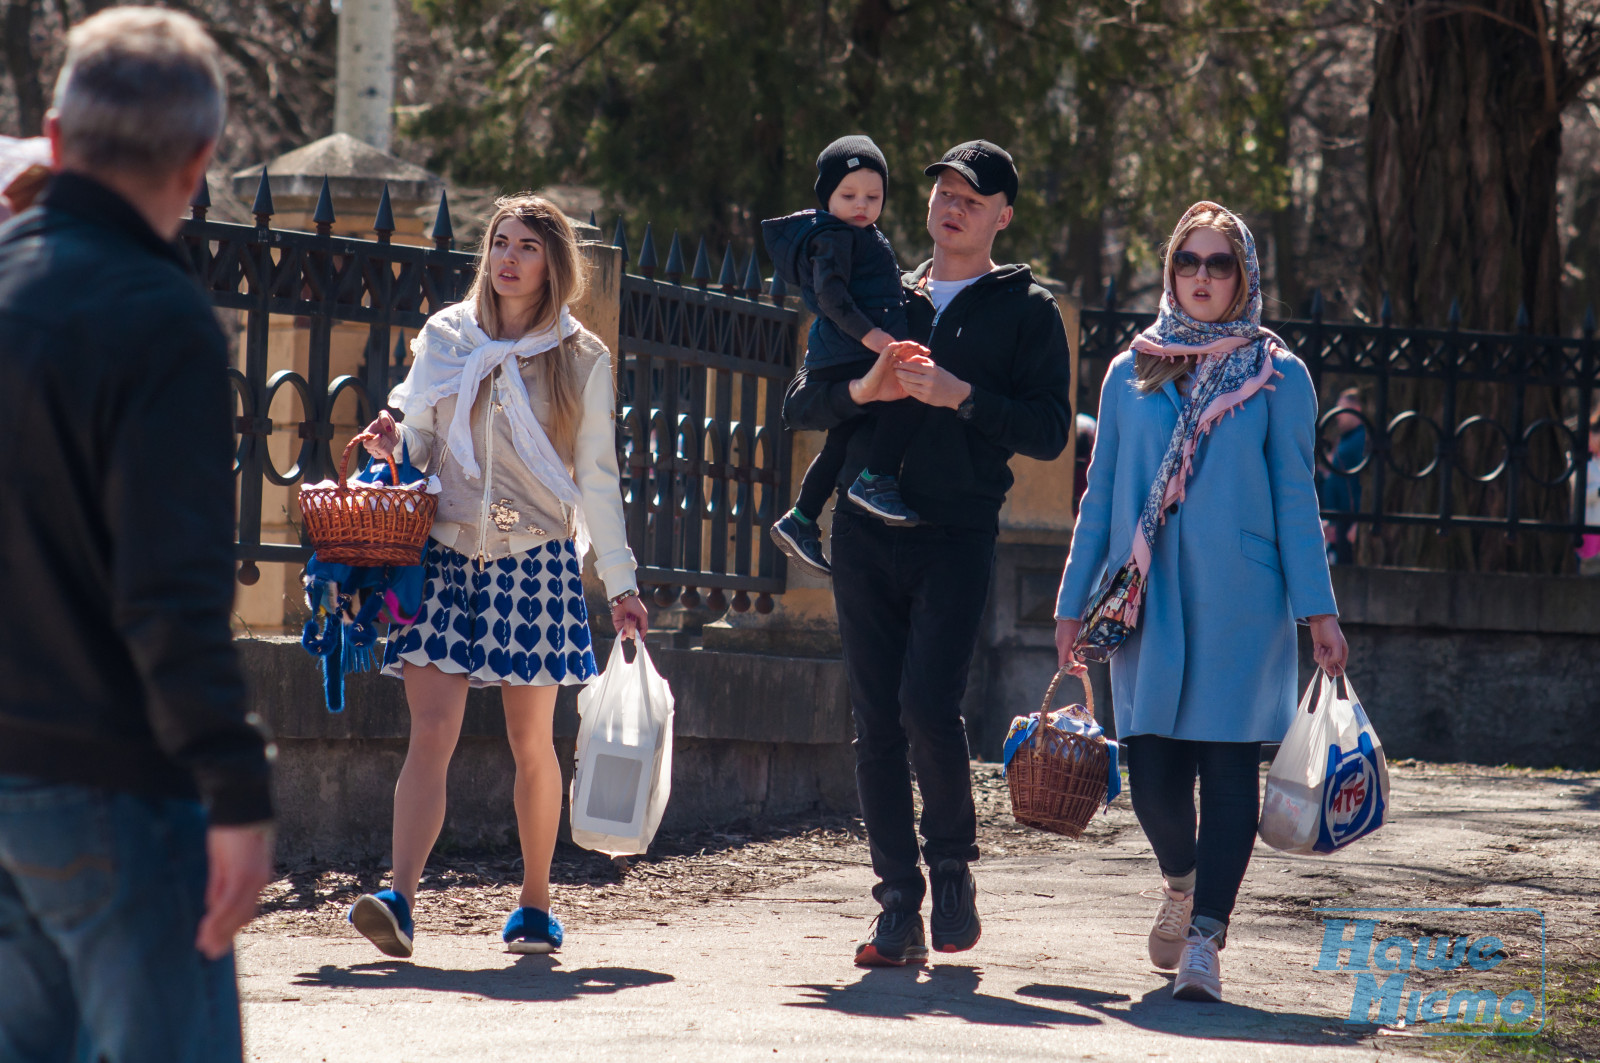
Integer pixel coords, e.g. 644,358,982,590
51,7,225,177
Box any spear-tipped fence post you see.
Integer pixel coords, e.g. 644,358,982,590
431,189,454,251
769,268,787,306
589,210,597,228
664,231,685,284
613,218,629,274
373,183,394,244
1515,302,1530,332
742,251,762,298
638,223,657,279
251,167,274,228
313,176,336,237
690,237,711,289
1380,292,1393,328
717,244,738,293
191,174,211,222
1448,298,1462,330
1103,276,1117,312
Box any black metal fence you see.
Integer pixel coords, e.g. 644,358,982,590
182,174,473,586
183,176,799,603
1078,288,1600,569
611,224,799,614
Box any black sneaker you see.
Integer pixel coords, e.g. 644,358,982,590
854,894,928,967
770,511,831,578
929,859,981,954
847,473,921,525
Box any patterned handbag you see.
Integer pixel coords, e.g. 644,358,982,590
1071,561,1146,664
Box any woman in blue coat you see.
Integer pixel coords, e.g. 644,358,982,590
1055,202,1348,1003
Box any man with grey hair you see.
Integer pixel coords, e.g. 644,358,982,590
0,8,274,1060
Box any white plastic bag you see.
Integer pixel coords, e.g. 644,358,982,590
569,637,674,856
1259,670,1389,855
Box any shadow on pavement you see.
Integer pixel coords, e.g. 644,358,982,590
788,964,1100,1028
1018,981,1372,1046
292,958,673,1002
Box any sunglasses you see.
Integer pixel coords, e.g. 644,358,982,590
1172,250,1238,278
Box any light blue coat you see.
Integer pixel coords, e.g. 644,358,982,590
1056,350,1338,743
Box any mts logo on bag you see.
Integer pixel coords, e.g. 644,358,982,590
1316,731,1386,853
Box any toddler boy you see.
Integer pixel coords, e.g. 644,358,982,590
764,134,922,577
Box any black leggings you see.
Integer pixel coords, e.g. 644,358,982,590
792,360,930,521
1125,735,1262,927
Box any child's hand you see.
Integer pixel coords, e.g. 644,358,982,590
884,341,931,363
862,328,895,354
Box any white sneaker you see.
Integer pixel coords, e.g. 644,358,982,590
1171,926,1223,1002
1147,886,1193,970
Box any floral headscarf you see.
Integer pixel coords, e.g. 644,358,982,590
1123,202,1286,614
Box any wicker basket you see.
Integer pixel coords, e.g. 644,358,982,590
1007,667,1111,838
299,433,437,567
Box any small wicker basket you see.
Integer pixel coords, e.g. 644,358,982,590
299,433,437,567
1007,667,1111,838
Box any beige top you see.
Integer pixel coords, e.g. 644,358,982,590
395,325,638,599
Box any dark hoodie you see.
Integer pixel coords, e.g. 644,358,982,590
782,259,1073,531
761,209,908,370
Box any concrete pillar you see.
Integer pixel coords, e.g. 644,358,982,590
335,0,395,153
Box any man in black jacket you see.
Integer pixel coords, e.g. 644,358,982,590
0,9,273,1059
783,141,1072,966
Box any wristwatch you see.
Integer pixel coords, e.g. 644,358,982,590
955,390,977,421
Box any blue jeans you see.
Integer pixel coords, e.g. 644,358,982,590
0,777,242,1063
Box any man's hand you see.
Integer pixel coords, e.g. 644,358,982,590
195,823,275,960
895,352,973,410
848,344,915,405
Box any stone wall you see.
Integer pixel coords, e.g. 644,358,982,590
961,562,1600,770
243,636,856,863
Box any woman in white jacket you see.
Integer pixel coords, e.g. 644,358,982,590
345,195,649,959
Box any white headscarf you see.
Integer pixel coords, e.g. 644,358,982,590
388,300,590,556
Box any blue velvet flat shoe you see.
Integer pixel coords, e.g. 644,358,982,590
502,906,564,954
349,888,414,958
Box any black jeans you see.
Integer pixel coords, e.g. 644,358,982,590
830,508,993,907
1124,735,1262,928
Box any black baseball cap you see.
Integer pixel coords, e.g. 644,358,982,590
924,140,1018,205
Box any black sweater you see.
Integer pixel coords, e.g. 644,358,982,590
0,174,272,825
782,259,1073,530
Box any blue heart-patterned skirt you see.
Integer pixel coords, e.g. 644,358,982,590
381,540,598,687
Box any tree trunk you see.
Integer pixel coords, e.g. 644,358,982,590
1365,1,1564,333
3,1,46,138
1365,2,1575,572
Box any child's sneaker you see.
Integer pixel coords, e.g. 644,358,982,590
770,510,831,578
348,889,413,958
503,906,564,954
847,473,920,525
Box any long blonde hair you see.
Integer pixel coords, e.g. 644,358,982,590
465,194,589,459
1135,207,1252,394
